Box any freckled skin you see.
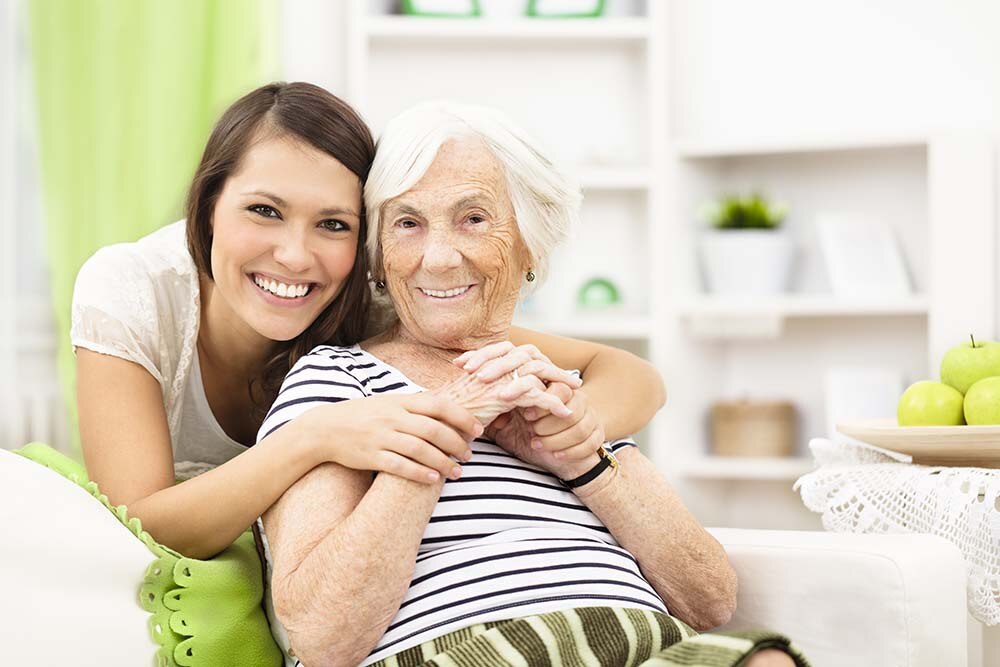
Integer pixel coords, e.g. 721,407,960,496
371,139,531,387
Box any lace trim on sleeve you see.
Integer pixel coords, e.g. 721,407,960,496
71,247,165,385
72,305,164,385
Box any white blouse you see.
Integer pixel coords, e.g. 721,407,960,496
70,221,245,479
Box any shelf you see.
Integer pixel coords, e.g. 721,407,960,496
576,166,650,191
679,295,930,340
678,456,816,481
513,315,651,340
679,294,930,319
364,16,650,42
674,133,927,159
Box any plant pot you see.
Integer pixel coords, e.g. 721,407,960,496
699,230,795,295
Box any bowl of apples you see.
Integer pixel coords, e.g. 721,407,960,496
836,335,1000,467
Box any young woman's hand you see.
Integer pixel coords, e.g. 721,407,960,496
297,393,482,484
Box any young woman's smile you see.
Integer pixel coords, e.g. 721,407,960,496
249,270,320,306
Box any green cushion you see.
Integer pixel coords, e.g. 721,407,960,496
14,443,283,667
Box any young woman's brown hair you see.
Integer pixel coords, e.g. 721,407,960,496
184,82,376,408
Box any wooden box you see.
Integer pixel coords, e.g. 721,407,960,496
710,400,797,457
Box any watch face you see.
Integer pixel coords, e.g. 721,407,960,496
598,446,619,468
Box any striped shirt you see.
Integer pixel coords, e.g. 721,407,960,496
257,344,668,666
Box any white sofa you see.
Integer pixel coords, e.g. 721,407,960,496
710,527,968,666
0,449,969,666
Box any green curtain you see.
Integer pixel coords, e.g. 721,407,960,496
29,0,276,455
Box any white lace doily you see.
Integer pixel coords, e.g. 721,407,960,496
795,437,1000,625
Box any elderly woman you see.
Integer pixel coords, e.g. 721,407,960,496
258,103,808,667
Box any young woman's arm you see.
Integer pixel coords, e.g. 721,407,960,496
76,350,479,559
508,327,666,439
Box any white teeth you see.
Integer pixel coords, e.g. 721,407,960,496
253,274,312,299
421,286,471,298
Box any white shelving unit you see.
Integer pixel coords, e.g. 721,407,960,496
577,166,651,191
677,456,816,482
513,315,652,341
678,295,931,339
333,1,997,531
679,295,930,319
674,133,928,159
664,133,995,528
364,15,650,41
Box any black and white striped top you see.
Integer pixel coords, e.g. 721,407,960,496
258,344,668,666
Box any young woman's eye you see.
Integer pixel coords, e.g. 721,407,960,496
319,219,349,232
248,204,279,218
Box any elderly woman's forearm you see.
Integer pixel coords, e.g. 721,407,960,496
273,474,441,666
579,348,666,439
574,449,737,630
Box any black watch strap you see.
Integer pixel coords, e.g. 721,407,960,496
561,447,619,489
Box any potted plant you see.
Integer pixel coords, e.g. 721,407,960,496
698,193,795,295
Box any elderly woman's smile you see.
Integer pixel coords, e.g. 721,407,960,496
417,285,473,299
380,138,529,350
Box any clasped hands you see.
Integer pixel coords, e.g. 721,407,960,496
442,341,606,481
302,342,605,485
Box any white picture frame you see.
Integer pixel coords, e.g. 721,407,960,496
816,214,912,298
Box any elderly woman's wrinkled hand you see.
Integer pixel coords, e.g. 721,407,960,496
440,341,582,428
453,341,582,389
455,342,605,475
436,363,572,428
524,382,606,461
489,382,605,479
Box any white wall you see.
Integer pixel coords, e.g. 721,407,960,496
281,0,348,98
670,0,1000,142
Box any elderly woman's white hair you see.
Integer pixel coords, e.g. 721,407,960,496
364,101,581,290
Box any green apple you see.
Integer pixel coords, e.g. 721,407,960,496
940,335,1000,394
963,376,1000,425
897,381,965,426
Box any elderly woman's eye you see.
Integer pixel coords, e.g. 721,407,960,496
467,215,486,225
248,204,279,218
397,219,419,229
320,219,349,232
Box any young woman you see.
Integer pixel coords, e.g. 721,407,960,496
71,82,666,560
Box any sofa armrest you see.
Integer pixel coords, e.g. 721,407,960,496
0,449,156,665
708,528,967,667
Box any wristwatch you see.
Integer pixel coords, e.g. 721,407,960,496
560,446,619,489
